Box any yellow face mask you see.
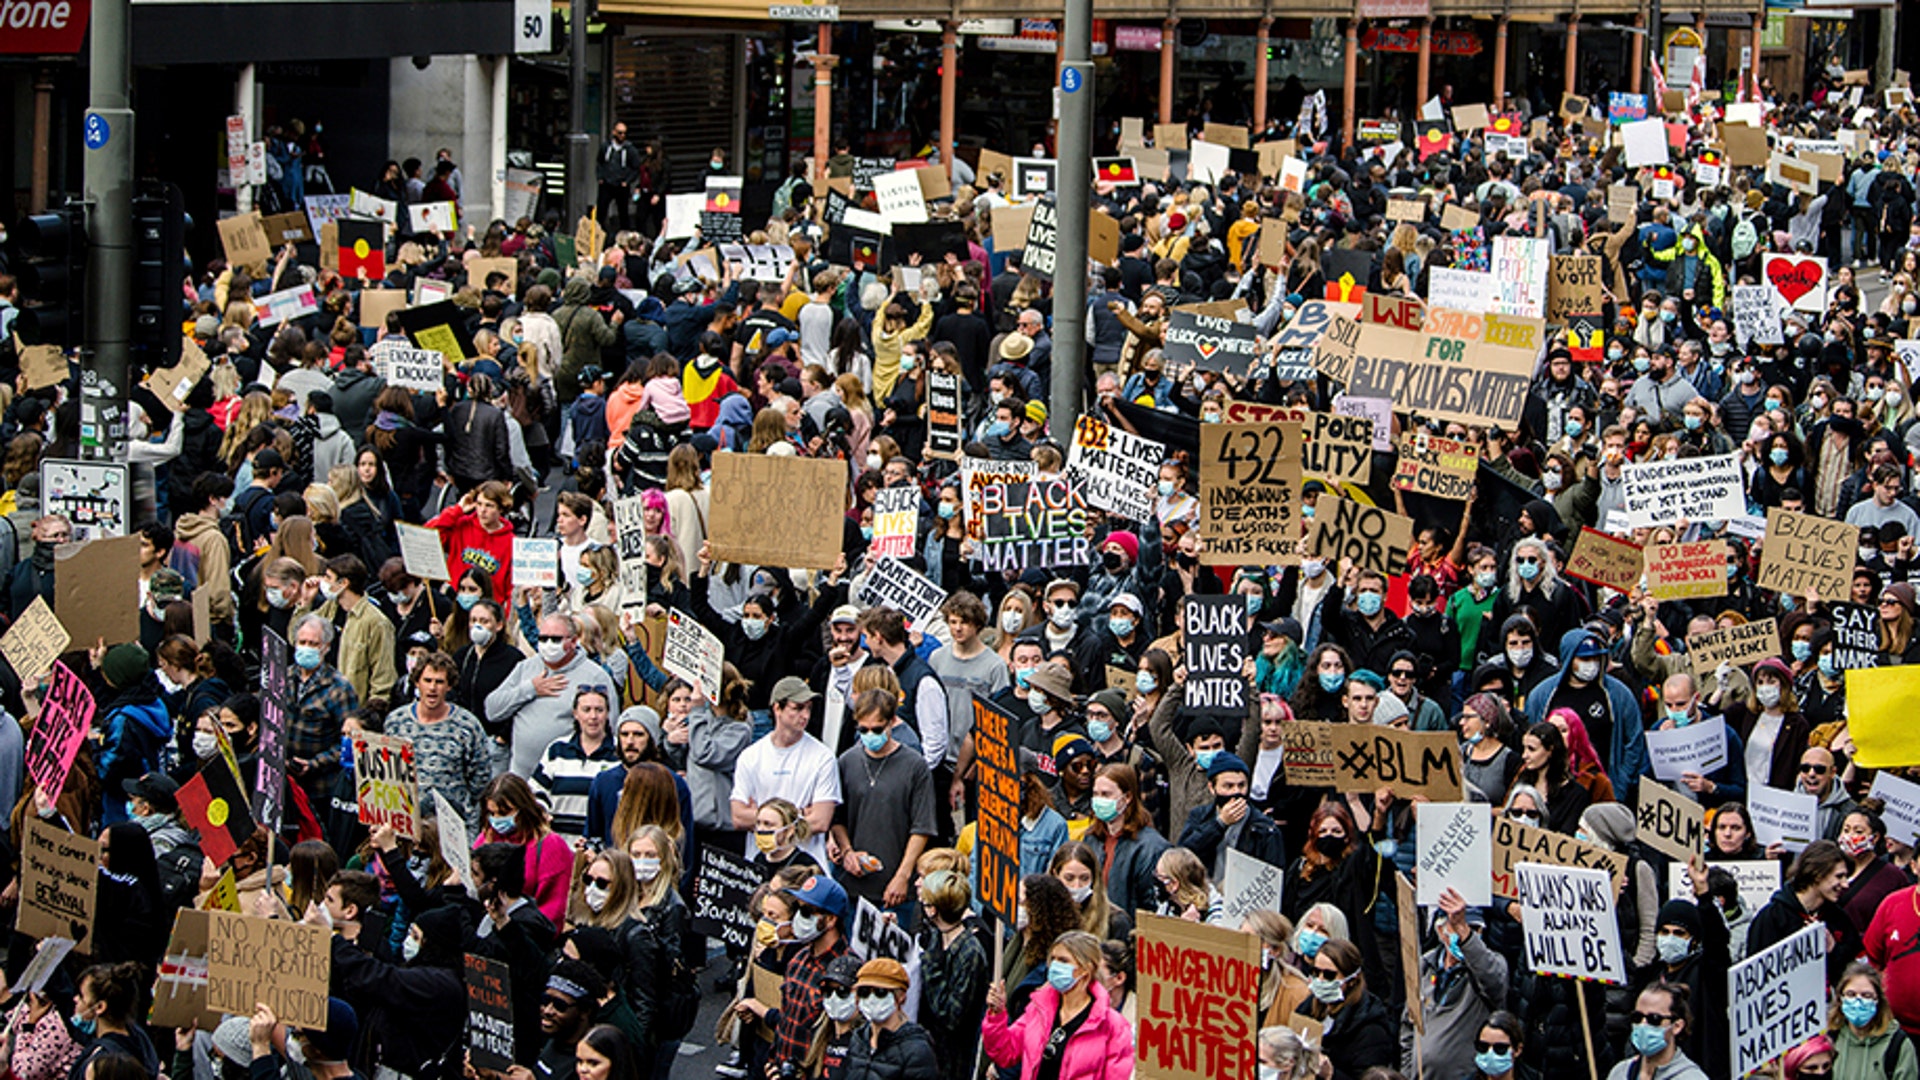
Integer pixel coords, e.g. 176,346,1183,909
755,919,779,949
754,829,780,854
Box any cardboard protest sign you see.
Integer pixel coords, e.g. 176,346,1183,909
1020,198,1061,279
1828,603,1883,671
217,211,271,272
1749,784,1818,852
1182,597,1248,718
353,732,420,840
926,371,963,460
1547,256,1604,323
1153,122,1188,150
1645,540,1730,601
1066,416,1163,522
1731,923,1828,1076
1607,185,1639,225
1491,816,1627,897
1199,421,1302,566
207,911,331,1029
1416,802,1491,906
510,538,560,590
1686,618,1780,677
465,953,514,1071
1309,495,1412,577
869,486,919,559
16,817,96,947
26,662,95,803
1266,299,1361,383
1386,198,1425,223
1326,726,1463,800
708,453,845,570
1565,527,1645,592
1135,913,1260,1080
972,698,1021,926
1163,308,1261,377
1516,863,1626,984
1440,203,1479,232
43,459,129,541
1391,432,1478,500
1871,772,1920,847
1644,718,1729,781
1757,508,1858,600
663,610,723,707
1636,779,1706,862
53,535,139,647
430,791,476,899
689,845,760,952
871,170,928,225
19,344,66,392
1216,404,1372,486
150,909,229,1030
1732,283,1785,348
1221,848,1284,927
1764,253,1829,314
0,596,68,685
975,478,1092,573
1397,871,1424,1035
1621,453,1746,528
1450,103,1490,130
1280,722,1337,787
1319,318,1533,429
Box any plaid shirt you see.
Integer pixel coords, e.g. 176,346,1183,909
768,935,849,1073
290,664,360,763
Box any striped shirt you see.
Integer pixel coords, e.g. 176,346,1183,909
529,735,622,838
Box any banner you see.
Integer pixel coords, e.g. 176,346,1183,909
1645,540,1730,600
663,610,724,706
1686,618,1780,676
1621,454,1746,529
1731,923,1827,1076
972,698,1021,926
1164,309,1262,377
1309,494,1412,577
975,478,1092,571
206,912,332,1029
1066,416,1163,521
1416,802,1491,906
1136,913,1260,1080
1199,421,1302,566
1315,317,1531,428
1182,597,1249,718
353,732,420,840
1516,862,1626,984
1756,508,1858,600
869,487,920,559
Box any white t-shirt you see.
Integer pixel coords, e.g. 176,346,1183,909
731,733,842,863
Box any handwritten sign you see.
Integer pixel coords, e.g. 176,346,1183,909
397,521,451,582
1392,432,1479,500
975,478,1092,572
709,453,846,570
1757,508,1858,600
663,610,723,707
17,817,96,947
1067,416,1163,521
465,953,515,1071
1309,494,1412,577
1731,923,1827,1076
0,596,68,684
206,911,332,1029
1622,454,1746,529
374,346,445,392
1182,597,1248,718
26,662,95,803
1516,862,1625,984
1221,848,1284,926
1565,527,1645,591
1828,603,1884,671
1416,802,1491,906
1547,255,1603,323
510,538,559,590
353,732,420,840
1636,779,1707,862
1199,422,1301,567
973,697,1021,927
1667,859,1778,912
1218,402,1373,486
1136,913,1260,1080
689,845,760,952
1645,540,1730,600
1326,726,1462,800
1165,309,1262,377
853,558,949,645
1491,816,1626,898
864,486,920,560
1687,618,1780,676
432,791,476,898
1644,718,1729,781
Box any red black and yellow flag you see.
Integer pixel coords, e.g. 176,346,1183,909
1489,114,1520,136
1417,126,1451,161
338,220,385,279
1093,157,1139,185
704,178,742,214
177,756,257,866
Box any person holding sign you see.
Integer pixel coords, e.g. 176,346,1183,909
1607,984,1709,1080
1283,800,1387,995
1630,863,1733,1077
981,930,1133,1080
1747,840,1860,983
425,482,516,606
1404,889,1509,1080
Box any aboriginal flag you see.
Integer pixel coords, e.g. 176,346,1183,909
705,178,742,214
1489,114,1520,136
338,220,385,279
1093,157,1139,185
1417,126,1450,161
177,756,257,866
1323,248,1372,304
1567,315,1605,362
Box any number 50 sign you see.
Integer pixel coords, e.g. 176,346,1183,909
1199,421,1303,567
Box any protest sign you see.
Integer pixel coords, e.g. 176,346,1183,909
17,817,96,947
869,487,919,559
206,911,331,1028
689,845,761,952
19,344,66,393
465,953,514,1071
1221,848,1284,927
1319,319,1533,429
374,346,445,392
27,662,95,804
53,534,139,647
42,458,130,540
1281,722,1337,787
511,538,559,590
1331,395,1393,452
1872,772,1920,846
1756,508,1858,600
1620,118,1670,167
395,302,476,364
925,371,963,460
709,453,844,569
1309,494,1412,577
151,909,229,1030
1217,404,1372,486
871,170,928,224
959,459,1036,539
1516,863,1626,984
1136,913,1260,1080
0,596,68,684
1547,256,1604,323
9,936,75,996
1397,871,1424,1035
395,522,450,582
1182,597,1248,718
1490,236,1551,319
1491,816,1627,897
1686,618,1780,677
1326,726,1463,800
1416,802,1491,906
664,610,723,707
972,698,1021,926
1749,784,1818,852
353,732,420,840
1565,527,1646,591
975,478,1092,572
1385,198,1425,223
1607,185,1639,225
854,557,948,640
1020,197,1060,279
432,791,476,899
1644,718,1729,782
1645,540,1730,600
1429,268,1494,313
1621,454,1746,529
1364,294,1426,332
1667,859,1778,911
1266,299,1361,382
1732,284,1785,348
1199,421,1302,567
1636,779,1707,862
1164,309,1262,377
1066,416,1163,521
1828,603,1883,670
1731,923,1827,1076
252,284,319,329
1391,432,1479,500
217,211,271,272
1764,253,1829,313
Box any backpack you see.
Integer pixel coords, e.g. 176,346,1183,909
221,484,271,557
1732,211,1762,263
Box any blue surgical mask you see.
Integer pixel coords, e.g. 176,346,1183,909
1090,796,1120,821
937,502,957,520
1764,398,1783,412
1843,996,1879,1028
1355,592,1384,617
1087,719,1113,744
1318,671,1346,693
1293,928,1327,958
1245,593,1265,615
457,592,481,610
1047,960,1079,993
1565,419,1584,438
1630,1023,1669,1057
1136,671,1157,694
1819,651,1838,676
1194,749,1219,771
1109,615,1135,638
1633,356,1652,373
489,814,516,834
1667,707,1692,727
741,617,770,640
1655,933,1692,963
294,645,323,670
1683,414,1702,431
1659,310,1677,324
1475,569,1498,590
859,730,888,754
1792,639,1813,662
1770,448,1791,466
73,1016,96,1037
1475,1049,1514,1076
860,526,874,541
1308,976,1345,1004
1445,932,1464,961
985,420,1010,438
1015,666,1036,688
1517,560,1541,581
1158,480,1175,497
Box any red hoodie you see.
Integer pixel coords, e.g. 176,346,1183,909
424,503,515,603
1865,884,1920,1034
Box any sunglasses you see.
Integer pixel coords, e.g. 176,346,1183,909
1628,1012,1672,1026
1389,669,1415,679
542,995,578,1011
583,875,612,889
1515,557,1539,566
1800,763,1830,774
1473,1041,1512,1054
855,988,895,1001
1050,599,1076,609
1311,967,1344,979
538,635,567,644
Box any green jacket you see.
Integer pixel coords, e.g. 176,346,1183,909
554,275,617,400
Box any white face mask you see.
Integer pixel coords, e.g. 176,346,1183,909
470,625,495,648
1069,885,1093,904
634,857,662,882
193,731,219,760
402,935,422,962
1573,658,1601,683
1000,610,1025,634
538,641,568,664
584,883,609,912
822,992,858,1023
858,994,897,1024
1757,682,1782,708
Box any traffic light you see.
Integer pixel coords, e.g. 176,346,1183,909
8,202,87,349
132,181,188,372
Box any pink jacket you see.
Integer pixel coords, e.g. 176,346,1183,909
982,982,1134,1080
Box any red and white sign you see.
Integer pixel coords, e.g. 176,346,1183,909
1114,25,1162,51
0,0,91,55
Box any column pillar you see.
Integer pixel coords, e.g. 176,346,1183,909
940,22,958,178
1630,11,1645,94
490,55,509,229
1254,17,1272,131
1564,16,1579,98
813,24,834,186
234,63,256,213
1491,17,1509,107
1158,19,1179,125
1343,19,1359,152
1415,18,1433,110
30,69,52,213
1750,10,1764,97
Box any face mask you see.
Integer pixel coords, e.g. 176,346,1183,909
533,639,570,666
1757,683,1782,708
1000,610,1025,634
859,730,888,754
1792,640,1813,662
1543,469,1563,491
634,856,662,881
790,912,821,942
1842,996,1879,1028
853,992,897,1024
1091,796,1120,822
1572,658,1601,683
1841,833,1873,858
294,645,323,670
1015,906,1029,931
1202,411,1222,423
1157,480,1175,497
1508,646,1534,668
457,592,481,610
1313,835,1346,857
1109,615,1135,638
1049,604,1075,628
1768,446,1793,468
402,935,423,962
1738,369,1757,386
486,814,519,839
1308,976,1346,1004
319,580,342,602
1355,592,1384,617
1764,398,1783,412
577,567,597,588
898,355,916,373
584,883,610,912
1633,357,1652,374
1606,346,1624,362
1475,570,1498,590
1517,560,1541,582
1136,671,1157,694
710,160,725,171
1318,671,1345,693
1245,593,1265,615
193,731,219,760
1047,960,1079,993
1475,1049,1514,1076
1260,1067,1281,1080
1293,928,1326,958
470,624,495,648
1068,884,1093,904
985,421,1010,438
822,991,858,1022
1087,720,1113,744
1014,666,1036,688
740,618,769,641
1630,1023,1669,1058
1819,652,1839,676
701,470,712,486
937,502,958,520
266,587,290,609
1301,558,1325,580
1195,749,1219,772
1655,933,1692,964
1683,414,1704,432
1028,690,1051,714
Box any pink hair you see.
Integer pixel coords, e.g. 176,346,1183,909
641,488,672,536
1548,707,1605,777
1783,1035,1835,1080
1260,693,1294,722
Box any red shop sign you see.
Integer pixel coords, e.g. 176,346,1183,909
0,0,90,54
1360,25,1482,56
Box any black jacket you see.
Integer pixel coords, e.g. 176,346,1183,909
444,399,514,486
331,934,466,1079
1177,801,1287,875
620,893,690,1050
1300,990,1395,1080
843,1022,940,1080
1746,886,1860,984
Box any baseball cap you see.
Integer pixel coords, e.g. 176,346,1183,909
830,605,862,625
123,772,180,813
783,873,849,918
771,676,819,705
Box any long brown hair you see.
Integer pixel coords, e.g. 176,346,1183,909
367,387,416,454
610,762,683,849
1089,763,1151,842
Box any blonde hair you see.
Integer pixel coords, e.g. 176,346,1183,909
574,848,642,930
851,664,901,698
220,391,274,467
755,797,812,846
328,463,368,509
748,407,789,454
834,373,870,415
628,824,682,908
1157,847,1212,912
303,484,340,525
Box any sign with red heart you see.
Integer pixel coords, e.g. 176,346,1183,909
1764,254,1828,313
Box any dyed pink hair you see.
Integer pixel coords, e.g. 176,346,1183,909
641,488,672,536
1547,707,1604,777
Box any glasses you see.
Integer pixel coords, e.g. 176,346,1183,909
583,875,613,889
1050,599,1076,609
542,995,578,1011
1629,1012,1673,1026
1473,1041,1513,1054
537,635,567,644
1800,763,1830,774
1311,967,1344,980
1389,669,1415,679
1515,557,1539,566
1881,598,1902,606
855,988,894,1001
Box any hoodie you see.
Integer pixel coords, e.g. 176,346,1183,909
605,380,649,453
98,681,173,825
713,393,755,451
310,412,357,483
329,367,386,443
553,276,617,400
1524,629,1650,800
173,511,233,622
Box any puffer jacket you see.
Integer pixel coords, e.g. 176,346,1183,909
443,398,514,487
98,683,172,825
844,1022,940,1080
981,981,1133,1080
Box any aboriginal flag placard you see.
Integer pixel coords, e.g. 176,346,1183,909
338,220,385,279
1093,157,1139,185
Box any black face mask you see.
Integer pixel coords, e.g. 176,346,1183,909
1143,370,1161,383
1215,791,1241,810
1175,551,1197,567
1313,835,1346,858
1102,551,1125,573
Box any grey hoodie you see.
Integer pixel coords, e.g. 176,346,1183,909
310,413,357,483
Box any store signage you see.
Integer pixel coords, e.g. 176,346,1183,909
1,0,90,54
1361,26,1482,56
